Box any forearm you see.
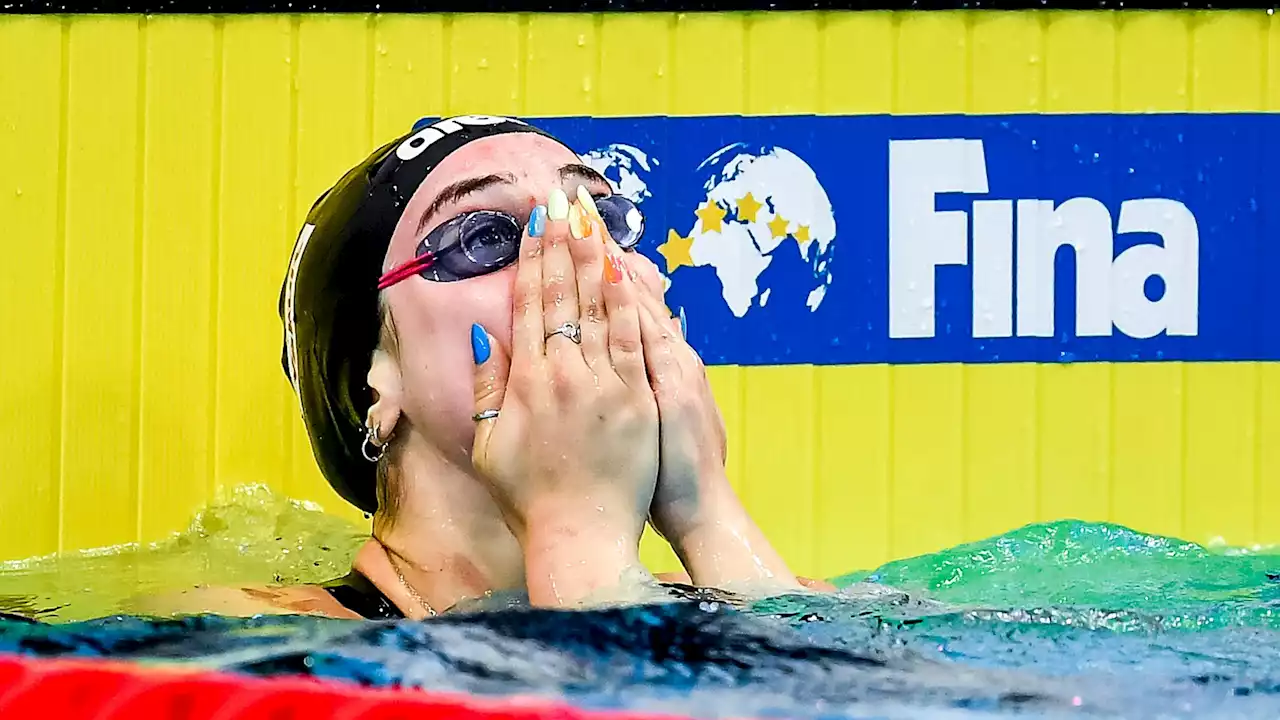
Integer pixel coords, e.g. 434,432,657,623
663,479,802,591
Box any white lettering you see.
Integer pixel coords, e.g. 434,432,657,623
888,139,988,339
395,115,525,161
972,199,1013,338
1015,197,1113,338
1111,198,1200,338
887,138,1200,341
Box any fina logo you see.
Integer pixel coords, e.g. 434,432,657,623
888,139,1199,341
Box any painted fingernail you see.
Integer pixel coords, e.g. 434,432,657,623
604,255,623,284
528,205,547,238
568,202,589,239
471,323,491,364
678,307,687,337
547,188,569,221
576,185,601,220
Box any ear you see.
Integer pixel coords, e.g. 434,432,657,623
366,348,404,445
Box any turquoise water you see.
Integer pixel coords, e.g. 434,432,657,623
1,486,1278,718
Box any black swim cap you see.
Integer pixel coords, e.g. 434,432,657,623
279,115,566,514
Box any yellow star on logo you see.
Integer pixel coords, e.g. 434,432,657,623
695,199,727,234
657,229,694,273
794,224,810,243
767,213,790,239
736,192,763,223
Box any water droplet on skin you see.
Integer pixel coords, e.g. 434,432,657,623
478,57,489,69
14,188,21,196
577,34,586,46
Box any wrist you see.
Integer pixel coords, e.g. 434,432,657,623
520,497,648,607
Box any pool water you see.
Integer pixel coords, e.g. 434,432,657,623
1,485,1278,718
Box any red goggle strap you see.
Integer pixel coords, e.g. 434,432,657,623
377,252,436,290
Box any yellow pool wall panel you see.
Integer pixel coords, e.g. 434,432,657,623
2,11,1278,579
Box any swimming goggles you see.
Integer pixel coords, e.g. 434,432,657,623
378,195,645,290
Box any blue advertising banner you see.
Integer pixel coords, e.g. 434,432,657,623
532,114,1275,367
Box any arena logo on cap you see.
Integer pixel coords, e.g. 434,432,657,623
395,115,527,162
888,138,1200,342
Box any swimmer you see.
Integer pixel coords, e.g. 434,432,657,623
147,115,831,620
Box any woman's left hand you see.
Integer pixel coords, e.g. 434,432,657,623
624,256,802,591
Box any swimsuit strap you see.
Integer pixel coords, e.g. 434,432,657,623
321,570,406,620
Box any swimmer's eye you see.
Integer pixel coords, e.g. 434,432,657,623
595,195,645,250
417,210,522,282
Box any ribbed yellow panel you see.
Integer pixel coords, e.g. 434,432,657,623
599,13,670,117
61,16,142,551
448,15,522,116
2,12,1279,575
0,17,63,558
372,15,446,140
216,17,292,499
138,17,218,541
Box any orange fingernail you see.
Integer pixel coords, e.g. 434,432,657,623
604,255,623,284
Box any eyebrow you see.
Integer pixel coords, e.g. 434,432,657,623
416,173,516,234
559,163,611,190
413,164,613,235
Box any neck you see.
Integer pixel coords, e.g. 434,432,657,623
352,435,523,616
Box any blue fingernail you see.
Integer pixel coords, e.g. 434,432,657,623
471,323,491,364
678,307,687,338
528,205,547,238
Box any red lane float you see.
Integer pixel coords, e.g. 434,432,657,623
0,653,710,720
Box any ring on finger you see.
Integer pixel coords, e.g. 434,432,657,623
545,321,583,345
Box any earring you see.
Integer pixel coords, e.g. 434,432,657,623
361,423,385,463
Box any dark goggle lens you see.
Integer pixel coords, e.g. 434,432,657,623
596,195,645,250
418,211,522,282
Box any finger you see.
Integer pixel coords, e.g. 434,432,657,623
600,251,646,388
511,206,546,361
636,285,689,361
567,197,610,369
636,292,682,396
470,322,510,474
542,191,582,357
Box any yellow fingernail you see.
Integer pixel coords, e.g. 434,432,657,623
568,202,588,239
576,185,601,220
547,188,569,220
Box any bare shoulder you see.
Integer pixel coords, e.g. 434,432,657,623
131,584,362,620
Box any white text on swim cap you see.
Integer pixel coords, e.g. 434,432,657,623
395,115,527,162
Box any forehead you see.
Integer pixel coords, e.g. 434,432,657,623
412,133,580,205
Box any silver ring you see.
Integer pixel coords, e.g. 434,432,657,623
472,409,500,422
545,321,582,345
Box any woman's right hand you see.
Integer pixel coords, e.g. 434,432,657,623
467,188,660,607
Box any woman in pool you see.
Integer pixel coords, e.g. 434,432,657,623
158,115,823,619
